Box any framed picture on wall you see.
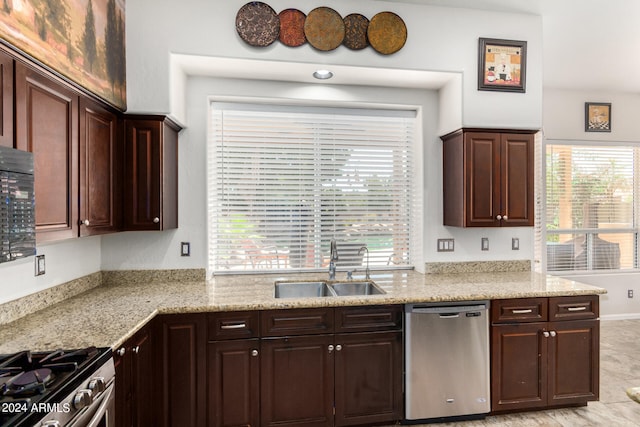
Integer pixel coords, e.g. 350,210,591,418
478,38,527,93
585,102,611,132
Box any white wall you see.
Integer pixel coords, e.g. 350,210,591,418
544,88,640,317
126,0,543,130
0,238,101,304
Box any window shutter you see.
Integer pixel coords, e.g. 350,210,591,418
208,104,417,273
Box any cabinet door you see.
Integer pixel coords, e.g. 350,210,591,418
261,335,334,427
158,314,207,427
79,97,121,236
547,320,599,405
131,326,155,427
501,133,534,226
208,339,260,427
114,344,132,427
15,62,78,242
465,132,501,227
0,49,13,148
334,331,402,426
491,323,548,412
124,118,178,230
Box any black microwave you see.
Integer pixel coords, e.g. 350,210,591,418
0,146,36,263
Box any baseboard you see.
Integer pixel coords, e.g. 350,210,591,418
601,313,640,321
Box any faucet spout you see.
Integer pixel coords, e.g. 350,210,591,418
358,246,370,280
329,239,339,280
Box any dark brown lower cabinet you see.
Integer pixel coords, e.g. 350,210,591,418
208,339,260,427
491,297,599,413
157,314,207,427
114,323,155,427
334,331,403,426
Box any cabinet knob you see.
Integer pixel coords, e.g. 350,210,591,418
153,217,160,224
543,331,550,338
503,215,508,220
132,345,140,354
81,219,90,226
251,349,258,357
116,347,126,356
335,344,342,351
328,345,334,353
550,331,557,337
496,215,502,220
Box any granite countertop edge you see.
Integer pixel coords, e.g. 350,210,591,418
0,270,606,354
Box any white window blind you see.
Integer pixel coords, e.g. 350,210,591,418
208,103,417,273
544,143,639,272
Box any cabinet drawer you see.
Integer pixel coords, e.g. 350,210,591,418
261,308,334,337
491,298,548,323
549,295,598,321
335,305,402,333
208,311,260,340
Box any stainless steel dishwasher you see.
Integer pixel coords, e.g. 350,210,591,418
405,301,490,422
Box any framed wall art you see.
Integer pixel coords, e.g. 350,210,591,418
585,102,611,132
478,37,527,93
0,0,127,110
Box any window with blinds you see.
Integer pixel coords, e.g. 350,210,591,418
208,103,418,273
544,143,639,272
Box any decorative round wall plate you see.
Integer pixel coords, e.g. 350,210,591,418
367,11,407,55
279,8,306,47
304,7,345,51
236,2,280,47
343,13,369,50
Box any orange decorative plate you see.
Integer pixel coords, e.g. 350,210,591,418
304,7,345,51
236,2,280,47
343,13,369,50
279,9,306,47
367,11,407,55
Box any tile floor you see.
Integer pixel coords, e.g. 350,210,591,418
396,319,640,426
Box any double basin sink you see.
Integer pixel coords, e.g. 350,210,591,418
274,280,385,298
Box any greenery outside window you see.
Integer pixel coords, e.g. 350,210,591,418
544,143,638,272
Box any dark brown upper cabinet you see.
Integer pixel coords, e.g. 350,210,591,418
79,97,122,236
15,61,79,242
124,115,181,231
442,128,536,227
0,49,13,148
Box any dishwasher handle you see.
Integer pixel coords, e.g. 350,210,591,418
408,303,488,315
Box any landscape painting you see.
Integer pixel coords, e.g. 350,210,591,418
0,0,126,110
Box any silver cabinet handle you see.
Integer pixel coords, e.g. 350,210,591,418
132,346,140,354
251,349,258,357
336,344,342,351
496,215,502,220
567,306,587,312
543,331,550,338
81,219,90,226
503,215,508,220
328,345,334,353
550,331,557,337
220,323,247,329
116,347,126,357
512,309,533,314
153,217,160,224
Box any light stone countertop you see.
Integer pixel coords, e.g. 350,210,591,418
0,270,606,354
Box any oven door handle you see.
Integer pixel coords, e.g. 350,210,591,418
69,383,115,427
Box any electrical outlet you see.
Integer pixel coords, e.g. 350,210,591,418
629,289,634,298
437,238,455,252
35,255,45,276
181,242,191,257
512,238,520,250
481,237,489,251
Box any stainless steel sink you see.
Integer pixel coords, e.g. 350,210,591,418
274,281,336,298
330,281,386,296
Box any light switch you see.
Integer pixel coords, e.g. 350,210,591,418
181,242,191,256
35,255,45,276
512,238,520,250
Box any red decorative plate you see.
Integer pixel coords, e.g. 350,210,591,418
279,9,306,47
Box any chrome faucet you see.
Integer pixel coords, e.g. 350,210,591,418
358,246,370,280
329,239,339,280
